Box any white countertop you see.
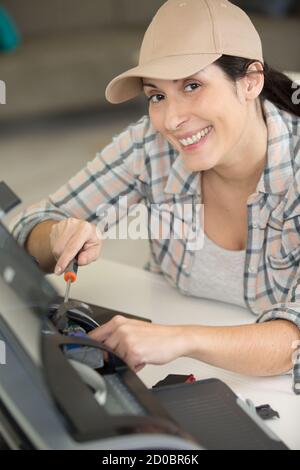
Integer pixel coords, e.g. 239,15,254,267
286,71,300,82
49,258,300,450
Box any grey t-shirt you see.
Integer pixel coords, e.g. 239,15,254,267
187,233,247,308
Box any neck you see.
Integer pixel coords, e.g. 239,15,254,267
208,100,268,192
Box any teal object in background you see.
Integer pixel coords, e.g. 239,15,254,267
0,6,21,52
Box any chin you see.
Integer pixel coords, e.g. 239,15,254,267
182,155,217,172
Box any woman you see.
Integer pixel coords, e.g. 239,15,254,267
11,0,300,390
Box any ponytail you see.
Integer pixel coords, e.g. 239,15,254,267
215,55,300,117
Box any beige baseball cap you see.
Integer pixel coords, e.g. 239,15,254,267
105,0,263,104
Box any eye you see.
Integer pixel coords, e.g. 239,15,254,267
184,82,201,92
147,94,164,104
145,81,201,103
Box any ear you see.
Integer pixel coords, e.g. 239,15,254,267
238,61,265,102
241,61,265,102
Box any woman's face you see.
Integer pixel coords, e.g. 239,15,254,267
142,64,255,172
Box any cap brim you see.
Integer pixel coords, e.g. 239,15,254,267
105,53,222,104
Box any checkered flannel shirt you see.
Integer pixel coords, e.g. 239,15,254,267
11,99,300,393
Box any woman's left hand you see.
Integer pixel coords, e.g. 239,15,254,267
89,315,186,372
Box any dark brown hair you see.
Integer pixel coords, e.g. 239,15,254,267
215,55,300,117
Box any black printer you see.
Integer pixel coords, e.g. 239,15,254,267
0,183,289,450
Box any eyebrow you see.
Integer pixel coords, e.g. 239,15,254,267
142,79,179,89
142,83,159,89
142,75,201,89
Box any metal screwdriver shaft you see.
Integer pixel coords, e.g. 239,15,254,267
63,259,78,303
64,278,72,303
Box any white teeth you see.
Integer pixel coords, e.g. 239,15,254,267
179,126,212,147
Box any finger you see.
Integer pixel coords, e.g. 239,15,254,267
126,355,144,372
51,231,74,262
102,351,109,362
89,326,111,343
89,316,126,342
54,231,90,274
102,334,122,354
116,338,145,371
77,245,101,266
134,363,145,373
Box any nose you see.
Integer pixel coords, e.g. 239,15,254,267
163,97,189,132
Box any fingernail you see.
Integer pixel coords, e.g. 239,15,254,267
54,265,62,275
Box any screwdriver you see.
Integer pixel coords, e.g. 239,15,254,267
64,259,78,303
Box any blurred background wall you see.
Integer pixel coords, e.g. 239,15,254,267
0,0,299,267
0,0,300,122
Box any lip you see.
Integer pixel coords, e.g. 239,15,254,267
179,126,213,152
176,126,212,141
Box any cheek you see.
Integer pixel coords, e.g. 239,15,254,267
215,102,246,144
149,108,163,133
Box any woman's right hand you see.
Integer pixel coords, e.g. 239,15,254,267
49,218,103,275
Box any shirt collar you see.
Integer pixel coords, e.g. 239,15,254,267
164,99,295,197
256,99,295,195
164,150,200,195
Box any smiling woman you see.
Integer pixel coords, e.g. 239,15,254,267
140,62,267,175
10,0,300,392
142,74,218,170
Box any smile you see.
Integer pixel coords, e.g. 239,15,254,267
179,126,213,147
179,126,213,152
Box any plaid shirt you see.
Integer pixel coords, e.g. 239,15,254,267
11,99,300,393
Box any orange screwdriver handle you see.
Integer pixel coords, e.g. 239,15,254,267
64,259,78,283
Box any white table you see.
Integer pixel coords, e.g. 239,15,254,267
286,71,300,83
49,258,300,450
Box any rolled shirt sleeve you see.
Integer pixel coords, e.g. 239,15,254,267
10,120,146,246
256,301,300,395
